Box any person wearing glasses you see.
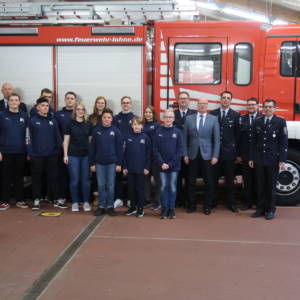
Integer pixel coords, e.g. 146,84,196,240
183,97,220,215
173,91,196,208
210,91,240,212
63,103,92,212
153,109,183,219
30,88,54,118
113,96,135,208
237,97,262,211
249,99,288,220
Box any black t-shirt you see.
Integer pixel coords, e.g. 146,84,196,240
64,120,92,156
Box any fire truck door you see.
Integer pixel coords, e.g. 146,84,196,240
295,41,300,120
167,37,227,110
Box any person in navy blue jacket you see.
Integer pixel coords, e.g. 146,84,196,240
0,93,29,211
90,108,123,217
249,99,288,220
124,117,150,217
237,97,262,210
153,109,183,219
55,91,77,207
113,96,135,207
28,97,62,211
142,105,161,210
30,88,54,118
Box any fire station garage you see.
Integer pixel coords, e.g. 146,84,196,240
1,1,300,300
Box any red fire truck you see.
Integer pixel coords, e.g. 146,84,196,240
0,21,299,205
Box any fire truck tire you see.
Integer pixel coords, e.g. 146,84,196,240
276,148,300,206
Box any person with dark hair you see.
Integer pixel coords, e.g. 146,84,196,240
210,91,240,212
30,88,54,118
28,97,62,210
113,96,135,208
142,105,161,210
153,109,183,219
55,91,77,207
64,103,92,212
249,99,288,220
237,97,262,210
90,108,123,217
0,82,27,113
173,91,196,208
124,117,150,217
0,93,29,210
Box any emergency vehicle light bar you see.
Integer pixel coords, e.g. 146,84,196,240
0,27,38,35
92,26,135,36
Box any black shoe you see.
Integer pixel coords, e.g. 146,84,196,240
265,211,275,220
203,207,211,215
136,208,144,218
168,209,176,219
125,207,137,216
107,207,117,216
160,209,168,219
186,208,196,214
251,210,264,218
94,208,106,216
228,205,239,213
241,204,252,211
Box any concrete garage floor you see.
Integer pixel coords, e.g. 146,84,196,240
1,204,300,300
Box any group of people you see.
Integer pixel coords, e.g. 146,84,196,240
0,82,288,220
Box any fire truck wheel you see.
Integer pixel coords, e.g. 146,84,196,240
276,148,300,206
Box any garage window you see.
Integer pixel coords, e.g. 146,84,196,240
174,43,222,84
280,41,297,77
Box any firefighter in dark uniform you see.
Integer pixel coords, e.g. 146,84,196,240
237,97,262,210
211,91,240,212
249,99,288,220
173,91,196,208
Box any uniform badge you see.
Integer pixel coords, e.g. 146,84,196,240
158,134,163,137
20,118,24,122
172,133,177,138
49,121,53,126
150,125,154,129
35,122,41,125
128,138,132,142
5,117,9,120
97,131,101,135
140,139,145,144
110,131,115,136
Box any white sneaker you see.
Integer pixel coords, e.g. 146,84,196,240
114,199,123,208
83,202,91,212
72,203,79,212
127,200,131,207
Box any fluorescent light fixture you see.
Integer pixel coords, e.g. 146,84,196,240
197,2,219,11
92,26,135,35
0,27,38,35
222,7,269,23
272,19,289,25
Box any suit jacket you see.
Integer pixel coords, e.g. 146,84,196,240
183,113,220,160
210,107,240,160
173,108,196,131
0,99,27,113
250,114,288,166
238,112,262,161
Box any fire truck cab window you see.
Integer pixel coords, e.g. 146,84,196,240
234,43,252,85
280,42,296,77
174,43,221,84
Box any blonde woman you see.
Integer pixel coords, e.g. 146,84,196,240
63,103,92,212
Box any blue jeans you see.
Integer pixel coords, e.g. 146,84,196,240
67,156,91,203
96,163,116,208
160,171,178,210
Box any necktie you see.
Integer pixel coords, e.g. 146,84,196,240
221,110,226,121
265,118,270,127
182,111,186,118
250,115,254,126
199,114,204,129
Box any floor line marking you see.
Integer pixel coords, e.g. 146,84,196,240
92,234,300,247
22,215,106,300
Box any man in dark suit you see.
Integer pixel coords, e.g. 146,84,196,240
183,97,220,215
237,97,262,210
0,82,27,113
173,91,196,207
249,99,288,220
210,91,240,212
